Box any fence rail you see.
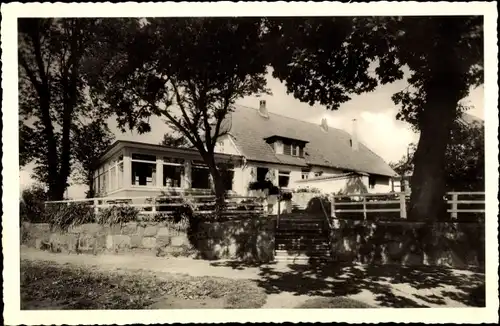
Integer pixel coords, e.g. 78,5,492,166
45,194,266,216
330,191,485,220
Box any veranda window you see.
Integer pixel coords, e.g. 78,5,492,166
192,160,211,189
163,157,183,188
218,163,234,191
131,154,157,186
117,161,123,188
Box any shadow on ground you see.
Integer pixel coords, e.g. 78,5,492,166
210,261,485,308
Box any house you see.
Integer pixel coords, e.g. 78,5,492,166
93,101,396,198
391,173,412,193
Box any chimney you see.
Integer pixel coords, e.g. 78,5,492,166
320,118,329,132
258,100,269,118
351,119,359,151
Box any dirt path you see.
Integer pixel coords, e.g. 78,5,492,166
21,247,484,308
20,246,285,280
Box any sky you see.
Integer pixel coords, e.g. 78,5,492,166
19,70,484,199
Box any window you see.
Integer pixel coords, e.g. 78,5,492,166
291,145,300,157
369,175,376,189
301,168,310,180
219,164,234,191
274,141,284,154
163,157,184,188
217,141,224,153
92,151,125,196
278,171,290,188
132,162,156,186
117,162,123,188
192,160,211,189
314,171,323,177
256,167,269,182
110,166,116,190
132,153,156,162
101,173,107,194
131,153,157,186
283,144,291,156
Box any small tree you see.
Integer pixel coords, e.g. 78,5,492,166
20,184,48,223
72,118,115,198
94,18,269,209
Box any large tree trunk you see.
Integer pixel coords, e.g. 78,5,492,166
203,154,227,214
408,81,464,221
408,17,469,221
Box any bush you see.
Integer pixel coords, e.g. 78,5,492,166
46,203,96,230
20,184,48,223
248,180,274,191
97,205,140,225
280,191,293,201
293,187,321,193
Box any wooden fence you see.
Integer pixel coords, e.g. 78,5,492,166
45,194,265,216
330,191,485,220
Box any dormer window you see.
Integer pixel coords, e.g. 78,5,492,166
265,135,308,158
274,140,284,154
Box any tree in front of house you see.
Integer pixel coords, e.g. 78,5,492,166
93,18,269,209
265,16,483,220
72,118,115,198
18,18,135,200
159,132,192,148
391,117,484,192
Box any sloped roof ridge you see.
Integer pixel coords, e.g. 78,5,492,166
233,103,352,136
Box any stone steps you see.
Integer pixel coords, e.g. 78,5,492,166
276,243,330,251
274,217,331,262
274,250,332,263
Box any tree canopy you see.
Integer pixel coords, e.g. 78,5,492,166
265,16,483,220
72,118,115,198
20,17,484,218
18,18,132,200
93,18,270,205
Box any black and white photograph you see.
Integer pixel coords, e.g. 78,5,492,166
2,2,498,324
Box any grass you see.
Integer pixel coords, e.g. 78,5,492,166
298,297,373,308
20,259,267,309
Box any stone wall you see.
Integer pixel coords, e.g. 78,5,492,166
20,217,275,262
20,221,191,256
195,217,275,262
329,219,485,269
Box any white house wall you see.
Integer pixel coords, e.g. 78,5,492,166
370,176,392,193
214,135,241,155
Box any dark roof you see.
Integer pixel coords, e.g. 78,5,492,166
222,105,396,176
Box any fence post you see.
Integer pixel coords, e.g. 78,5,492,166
400,193,407,219
152,198,157,214
94,199,99,216
330,194,336,218
451,193,458,220
362,196,367,220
